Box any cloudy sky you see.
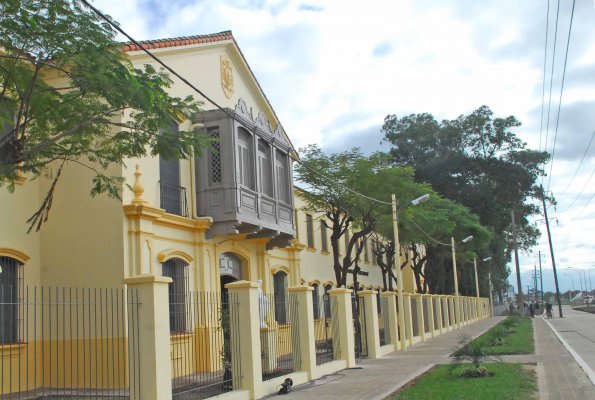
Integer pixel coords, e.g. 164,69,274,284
93,0,595,293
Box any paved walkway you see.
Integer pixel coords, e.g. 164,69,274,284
534,306,595,399
262,318,503,400
258,309,595,399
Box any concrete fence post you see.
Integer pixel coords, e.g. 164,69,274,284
414,294,425,341
287,286,317,379
425,295,435,337
328,288,356,368
403,293,414,347
225,280,263,399
382,291,400,350
123,275,173,400
359,290,380,358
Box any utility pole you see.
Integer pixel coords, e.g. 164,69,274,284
511,210,524,310
533,264,538,301
538,251,544,302
540,185,563,318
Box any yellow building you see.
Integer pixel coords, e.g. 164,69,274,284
1,31,486,400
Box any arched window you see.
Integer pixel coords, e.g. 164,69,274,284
237,128,255,190
257,140,273,196
162,258,188,333
0,256,22,343
273,271,288,324
312,283,320,320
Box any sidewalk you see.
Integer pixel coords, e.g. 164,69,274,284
261,317,503,400
534,307,595,399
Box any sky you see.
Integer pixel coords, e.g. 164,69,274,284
92,0,595,294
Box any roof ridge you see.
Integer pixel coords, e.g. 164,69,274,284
123,30,233,52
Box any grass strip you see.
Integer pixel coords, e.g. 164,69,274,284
479,316,534,355
392,363,536,400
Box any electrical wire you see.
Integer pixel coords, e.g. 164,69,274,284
409,219,450,246
559,128,595,196
540,0,561,187
539,0,551,154
546,0,577,192
79,0,394,208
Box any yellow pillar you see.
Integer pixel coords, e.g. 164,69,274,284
359,290,380,359
226,281,263,399
123,275,173,400
287,286,318,379
382,292,400,350
403,293,414,346
329,288,356,368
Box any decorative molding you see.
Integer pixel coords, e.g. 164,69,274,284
157,249,194,264
0,248,30,264
271,265,290,275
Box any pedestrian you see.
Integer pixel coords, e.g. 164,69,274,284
528,301,534,318
545,301,553,319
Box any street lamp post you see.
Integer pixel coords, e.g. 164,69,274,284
563,273,575,300
474,256,492,318
567,267,586,299
392,193,429,351
451,235,473,329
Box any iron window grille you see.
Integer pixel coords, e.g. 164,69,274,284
0,256,23,344
306,214,314,249
162,258,190,333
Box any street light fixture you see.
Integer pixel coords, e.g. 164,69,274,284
563,273,575,300
451,235,473,329
473,256,492,318
567,267,586,298
392,193,429,351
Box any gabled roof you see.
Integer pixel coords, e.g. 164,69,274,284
122,31,233,52
122,30,294,151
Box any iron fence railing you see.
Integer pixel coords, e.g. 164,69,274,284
352,295,367,362
410,297,418,337
313,294,334,365
423,297,430,334
0,286,140,399
169,291,241,400
379,296,390,346
159,180,189,217
260,293,300,381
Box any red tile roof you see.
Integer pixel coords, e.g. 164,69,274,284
122,31,233,52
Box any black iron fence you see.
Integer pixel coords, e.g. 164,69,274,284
0,286,140,399
260,293,300,381
410,297,419,337
169,291,241,400
423,297,430,334
352,295,367,362
313,293,334,365
379,295,390,346
159,180,189,217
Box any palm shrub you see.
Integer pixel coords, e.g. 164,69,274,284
487,326,507,346
450,335,501,378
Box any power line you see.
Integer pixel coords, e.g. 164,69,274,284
546,0,577,192
542,0,561,161
79,0,394,208
559,128,595,196
539,0,551,154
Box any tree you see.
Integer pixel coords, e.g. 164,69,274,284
382,106,549,293
0,0,208,231
374,190,492,294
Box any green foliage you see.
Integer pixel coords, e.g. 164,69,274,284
0,0,208,231
450,335,501,377
480,316,534,355
382,106,549,294
393,363,536,400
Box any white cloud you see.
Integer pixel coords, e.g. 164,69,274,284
93,0,595,292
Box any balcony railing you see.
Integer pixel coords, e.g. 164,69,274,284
159,180,189,217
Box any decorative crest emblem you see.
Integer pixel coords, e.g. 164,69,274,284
220,55,234,99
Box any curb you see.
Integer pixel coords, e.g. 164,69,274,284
541,314,595,386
